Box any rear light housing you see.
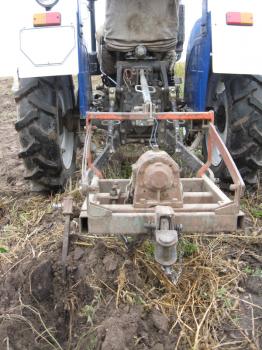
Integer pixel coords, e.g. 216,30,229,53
34,12,61,27
226,12,253,26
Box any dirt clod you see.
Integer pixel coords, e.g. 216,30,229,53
98,309,140,350
152,344,164,350
30,259,53,302
151,310,169,332
103,253,119,272
245,276,262,296
73,247,85,260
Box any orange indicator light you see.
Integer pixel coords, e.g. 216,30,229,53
33,12,61,27
226,12,253,26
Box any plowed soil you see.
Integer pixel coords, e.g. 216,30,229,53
0,78,261,350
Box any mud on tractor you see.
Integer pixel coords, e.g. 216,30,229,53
1,0,262,277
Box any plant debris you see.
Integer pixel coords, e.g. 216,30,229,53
0,78,261,350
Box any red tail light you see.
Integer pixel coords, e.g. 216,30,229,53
226,12,253,26
33,12,61,27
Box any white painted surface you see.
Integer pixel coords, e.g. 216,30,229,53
210,0,262,75
0,1,19,77
1,0,261,78
20,26,77,76
0,0,79,78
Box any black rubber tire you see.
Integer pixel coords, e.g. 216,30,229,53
14,76,77,191
205,74,262,185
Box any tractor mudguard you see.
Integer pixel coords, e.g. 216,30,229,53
210,0,262,76
184,10,211,112
185,0,262,184
0,0,81,79
185,0,262,112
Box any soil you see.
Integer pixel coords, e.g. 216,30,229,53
0,78,261,350
0,240,179,350
0,79,27,193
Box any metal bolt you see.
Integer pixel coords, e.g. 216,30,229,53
53,203,62,210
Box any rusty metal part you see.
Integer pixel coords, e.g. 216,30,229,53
109,183,122,204
154,206,179,266
62,196,74,216
139,69,153,105
81,122,112,187
80,111,245,273
82,111,215,188
176,140,215,181
109,87,116,107
62,197,73,278
80,176,245,235
132,150,183,208
198,123,245,209
155,229,178,265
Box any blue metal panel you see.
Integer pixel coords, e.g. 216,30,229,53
77,0,90,118
184,7,212,112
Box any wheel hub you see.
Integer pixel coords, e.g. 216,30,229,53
57,92,74,170
209,81,229,167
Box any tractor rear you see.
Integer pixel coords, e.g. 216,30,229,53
0,0,261,277
185,0,262,185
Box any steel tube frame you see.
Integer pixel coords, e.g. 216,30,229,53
197,123,245,207
81,110,245,235
87,111,215,122
85,110,244,201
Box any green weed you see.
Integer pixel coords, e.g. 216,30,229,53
231,315,240,326
180,239,198,257
251,208,262,218
87,335,97,350
253,268,262,277
80,305,96,326
144,241,155,259
79,289,103,326
134,295,146,305
243,266,262,277
0,247,8,253
217,287,233,308
175,62,185,79
243,266,253,275
175,62,185,98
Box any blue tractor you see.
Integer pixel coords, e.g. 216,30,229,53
5,0,262,273
7,0,261,191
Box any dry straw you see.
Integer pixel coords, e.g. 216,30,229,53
0,168,261,349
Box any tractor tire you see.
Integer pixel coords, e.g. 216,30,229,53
205,74,262,185
14,76,78,192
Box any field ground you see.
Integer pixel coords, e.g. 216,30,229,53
0,78,261,350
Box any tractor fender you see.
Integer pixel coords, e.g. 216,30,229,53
0,0,80,79
184,10,212,112
209,0,262,76
185,0,262,112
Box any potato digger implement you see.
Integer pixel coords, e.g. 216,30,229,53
71,107,245,281
1,0,262,280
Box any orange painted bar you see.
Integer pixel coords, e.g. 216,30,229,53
87,111,214,123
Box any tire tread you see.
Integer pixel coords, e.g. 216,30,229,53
16,76,76,191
